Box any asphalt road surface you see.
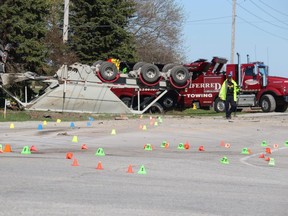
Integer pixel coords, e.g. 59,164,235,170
0,113,288,216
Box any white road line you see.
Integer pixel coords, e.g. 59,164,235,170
239,147,288,168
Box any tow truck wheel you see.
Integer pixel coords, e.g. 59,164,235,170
162,97,175,109
162,63,179,73
148,102,164,114
99,61,118,81
133,62,146,71
170,66,189,85
140,63,160,83
121,97,132,108
92,60,103,67
260,94,276,112
275,104,288,112
214,98,225,113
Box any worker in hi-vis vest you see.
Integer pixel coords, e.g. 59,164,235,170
219,72,238,119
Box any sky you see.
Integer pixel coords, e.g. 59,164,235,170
175,0,288,77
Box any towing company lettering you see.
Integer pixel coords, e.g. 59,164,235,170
190,82,221,91
186,94,213,98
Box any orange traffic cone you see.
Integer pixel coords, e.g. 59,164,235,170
248,148,252,154
81,144,88,150
198,146,205,151
127,164,133,173
265,148,271,154
66,152,73,159
165,142,169,149
4,144,12,153
30,145,37,152
72,158,79,166
259,153,265,158
184,141,190,150
96,161,103,170
220,140,225,147
265,157,270,161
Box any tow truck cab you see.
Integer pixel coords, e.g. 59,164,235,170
226,58,288,112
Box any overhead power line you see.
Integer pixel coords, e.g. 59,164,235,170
250,0,288,27
186,16,231,23
258,0,288,17
236,1,288,30
237,16,288,41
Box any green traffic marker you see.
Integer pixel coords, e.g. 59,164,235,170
261,140,267,147
268,158,275,166
138,165,147,175
178,143,185,150
95,148,105,156
220,156,229,164
21,146,31,155
241,148,249,155
144,144,153,151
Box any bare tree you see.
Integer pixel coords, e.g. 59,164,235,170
130,0,184,64
44,0,78,75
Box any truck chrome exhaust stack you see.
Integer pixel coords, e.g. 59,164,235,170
237,52,241,87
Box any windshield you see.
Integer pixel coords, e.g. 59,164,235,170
259,66,268,76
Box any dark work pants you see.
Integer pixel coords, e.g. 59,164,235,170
225,95,236,118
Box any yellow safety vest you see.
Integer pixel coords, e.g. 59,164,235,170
219,79,238,102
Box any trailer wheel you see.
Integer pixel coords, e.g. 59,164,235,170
260,94,276,112
214,97,225,113
133,62,146,71
148,102,164,114
121,97,132,108
140,63,160,83
99,61,118,81
162,63,179,72
162,97,175,109
92,60,103,67
170,66,189,85
275,104,288,112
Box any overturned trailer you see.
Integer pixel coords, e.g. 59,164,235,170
0,62,172,114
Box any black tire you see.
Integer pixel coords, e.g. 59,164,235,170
92,60,103,67
214,97,225,113
202,106,211,110
170,66,189,85
133,62,146,71
162,63,179,72
148,102,164,114
275,104,288,112
162,96,175,109
121,97,132,108
140,63,160,84
99,61,118,81
260,94,276,112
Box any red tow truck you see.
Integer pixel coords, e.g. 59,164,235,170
109,54,288,113
222,53,288,112
110,57,228,112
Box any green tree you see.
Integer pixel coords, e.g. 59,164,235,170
68,0,137,64
0,0,50,72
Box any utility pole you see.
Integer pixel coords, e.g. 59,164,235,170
63,0,69,43
231,0,236,63
62,0,69,112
